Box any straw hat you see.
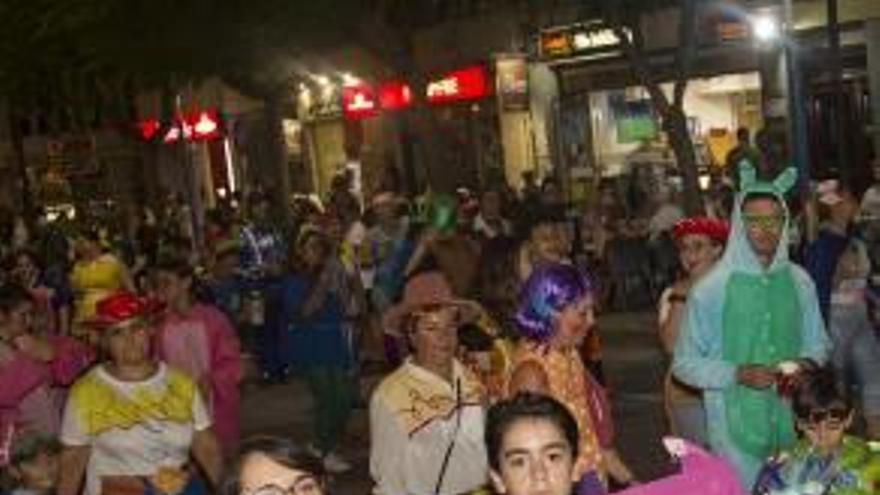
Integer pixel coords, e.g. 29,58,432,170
382,272,480,336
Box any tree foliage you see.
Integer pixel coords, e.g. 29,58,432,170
0,0,370,119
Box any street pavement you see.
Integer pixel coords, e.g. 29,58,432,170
239,310,673,493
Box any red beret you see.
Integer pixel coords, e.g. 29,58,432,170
672,217,730,243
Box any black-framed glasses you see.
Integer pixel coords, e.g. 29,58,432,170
243,477,322,495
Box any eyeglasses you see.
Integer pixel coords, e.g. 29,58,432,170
743,214,784,231
244,477,322,495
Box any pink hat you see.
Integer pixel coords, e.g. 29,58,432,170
382,272,480,336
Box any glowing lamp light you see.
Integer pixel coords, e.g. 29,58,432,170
752,15,779,42
163,125,182,144
157,108,221,144
699,174,711,190
378,81,413,111
342,73,362,87
191,110,221,140
314,75,331,87
136,118,161,141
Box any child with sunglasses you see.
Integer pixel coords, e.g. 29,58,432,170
753,369,880,495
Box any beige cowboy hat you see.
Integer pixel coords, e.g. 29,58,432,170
382,271,481,337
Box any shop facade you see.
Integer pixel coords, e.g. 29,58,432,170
539,0,880,199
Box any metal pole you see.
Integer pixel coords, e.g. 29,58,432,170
784,0,810,191
828,0,848,180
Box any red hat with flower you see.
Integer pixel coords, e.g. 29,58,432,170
86,291,164,330
672,217,730,244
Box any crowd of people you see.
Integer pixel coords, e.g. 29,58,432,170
0,154,879,495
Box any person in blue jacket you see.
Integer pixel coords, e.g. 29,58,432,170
277,228,354,475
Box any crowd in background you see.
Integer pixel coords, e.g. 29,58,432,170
0,145,880,495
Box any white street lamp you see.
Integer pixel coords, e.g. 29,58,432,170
752,14,780,42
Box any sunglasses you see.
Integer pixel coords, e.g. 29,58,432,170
743,214,784,231
799,407,850,430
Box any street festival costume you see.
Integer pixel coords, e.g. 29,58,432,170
155,303,242,453
61,293,211,495
753,436,880,495
659,218,731,447
0,335,93,466
509,263,607,494
615,438,744,495
370,360,489,495
370,272,489,495
673,163,831,488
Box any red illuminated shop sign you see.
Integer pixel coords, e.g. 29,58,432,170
138,109,222,143
137,118,161,141
342,83,379,120
378,81,413,111
426,65,491,105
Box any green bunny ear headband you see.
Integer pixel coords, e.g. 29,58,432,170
739,159,797,196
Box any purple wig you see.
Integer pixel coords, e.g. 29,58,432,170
515,263,593,342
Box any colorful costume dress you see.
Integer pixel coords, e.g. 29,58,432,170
60,363,211,495
753,436,880,495
155,304,242,453
510,343,606,492
673,164,831,488
0,336,94,465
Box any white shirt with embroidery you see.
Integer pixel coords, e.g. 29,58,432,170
369,359,488,495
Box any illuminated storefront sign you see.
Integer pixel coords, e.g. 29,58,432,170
378,81,413,111
539,31,574,58
426,65,491,105
191,110,221,140
539,23,622,60
137,118,161,140
342,83,379,120
137,109,222,143
496,56,529,111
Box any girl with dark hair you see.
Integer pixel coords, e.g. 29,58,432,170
0,284,93,468
151,256,243,455
223,437,327,495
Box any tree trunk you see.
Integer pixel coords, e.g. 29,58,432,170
7,103,32,214
264,91,292,228
664,106,704,215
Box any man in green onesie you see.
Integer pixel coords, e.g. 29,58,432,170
673,162,831,489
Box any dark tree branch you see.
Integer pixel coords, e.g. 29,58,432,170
673,0,697,109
